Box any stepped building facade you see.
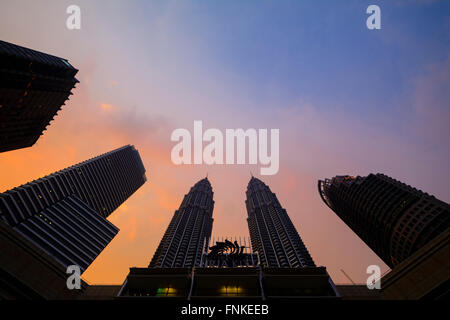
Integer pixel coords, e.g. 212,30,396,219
0,40,79,152
0,145,146,271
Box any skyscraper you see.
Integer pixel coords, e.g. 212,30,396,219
318,173,450,267
0,40,79,153
119,177,338,299
0,145,146,271
245,177,315,268
149,178,214,268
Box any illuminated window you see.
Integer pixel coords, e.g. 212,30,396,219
219,285,245,296
155,285,178,297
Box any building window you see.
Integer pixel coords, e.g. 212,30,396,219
155,285,177,297
219,285,245,296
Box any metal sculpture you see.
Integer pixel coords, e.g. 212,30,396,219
206,239,248,267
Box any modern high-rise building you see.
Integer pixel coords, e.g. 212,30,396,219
149,178,214,268
0,40,79,153
245,177,315,268
318,173,450,267
119,177,338,299
0,145,147,271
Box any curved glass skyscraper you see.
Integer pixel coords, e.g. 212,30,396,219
318,173,450,267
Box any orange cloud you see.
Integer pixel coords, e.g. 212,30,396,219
100,103,115,111
127,213,137,242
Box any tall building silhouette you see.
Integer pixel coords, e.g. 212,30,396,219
119,177,338,299
0,145,146,271
149,178,214,268
0,40,79,153
245,177,315,268
318,173,450,267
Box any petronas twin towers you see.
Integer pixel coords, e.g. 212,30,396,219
150,176,316,269
246,177,315,268
119,176,339,299
149,178,214,268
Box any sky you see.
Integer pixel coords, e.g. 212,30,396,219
0,0,449,284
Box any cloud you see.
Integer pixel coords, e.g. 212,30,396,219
100,103,115,111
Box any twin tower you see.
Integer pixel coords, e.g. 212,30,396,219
120,177,336,299
149,176,316,269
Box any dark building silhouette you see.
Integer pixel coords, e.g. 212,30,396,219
335,284,383,300
201,236,258,268
119,177,339,299
381,227,449,300
149,178,214,268
0,220,89,299
318,173,450,267
0,40,79,152
0,145,146,271
118,266,339,299
245,177,315,268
